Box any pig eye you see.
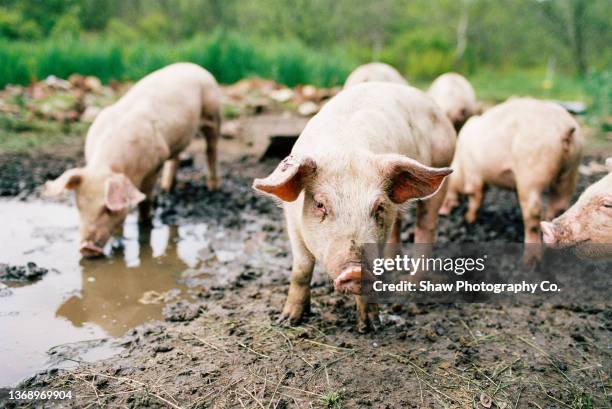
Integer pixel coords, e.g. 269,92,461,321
603,201,612,209
314,200,327,220
373,204,386,221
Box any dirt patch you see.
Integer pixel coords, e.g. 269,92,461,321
1,150,610,408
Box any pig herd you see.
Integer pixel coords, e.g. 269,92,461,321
43,62,611,331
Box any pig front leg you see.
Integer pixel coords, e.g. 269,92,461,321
415,179,448,243
160,158,179,193
355,296,379,333
202,114,220,190
280,221,315,325
389,212,402,244
138,170,159,226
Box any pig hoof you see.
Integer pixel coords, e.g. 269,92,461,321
276,312,303,326
277,302,309,326
207,179,219,191
356,315,380,333
438,206,450,216
522,251,542,270
465,213,477,224
356,304,380,333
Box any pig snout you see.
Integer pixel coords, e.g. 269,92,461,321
334,264,362,295
79,241,105,258
333,263,375,295
541,221,558,244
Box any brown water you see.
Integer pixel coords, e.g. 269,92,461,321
0,200,209,386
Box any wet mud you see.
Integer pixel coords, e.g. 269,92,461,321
0,146,610,407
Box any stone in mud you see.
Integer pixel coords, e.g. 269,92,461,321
162,300,203,322
0,262,49,282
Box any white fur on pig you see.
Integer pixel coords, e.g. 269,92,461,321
427,72,477,129
44,62,221,257
344,63,408,88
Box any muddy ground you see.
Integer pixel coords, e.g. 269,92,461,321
1,139,611,408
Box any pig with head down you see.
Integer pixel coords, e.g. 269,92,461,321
541,158,612,258
439,97,583,265
253,82,455,331
427,72,478,130
344,63,408,88
43,63,221,257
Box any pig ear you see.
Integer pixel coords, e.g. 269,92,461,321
104,174,146,212
606,158,612,172
252,155,317,201
381,155,453,203
42,168,84,197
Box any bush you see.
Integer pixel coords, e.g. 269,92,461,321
381,31,454,79
50,11,81,40
0,7,41,40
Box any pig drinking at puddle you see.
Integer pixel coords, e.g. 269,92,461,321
253,82,455,331
439,98,583,265
43,63,221,258
541,158,612,259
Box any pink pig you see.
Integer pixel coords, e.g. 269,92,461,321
542,158,612,258
253,82,455,331
440,98,583,265
43,63,221,257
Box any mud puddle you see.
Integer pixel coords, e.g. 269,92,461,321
0,199,211,386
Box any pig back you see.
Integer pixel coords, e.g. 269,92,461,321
344,63,408,88
292,82,456,167
457,98,582,187
88,63,220,160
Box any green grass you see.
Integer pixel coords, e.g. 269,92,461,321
0,32,355,88
320,390,343,408
468,68,588,102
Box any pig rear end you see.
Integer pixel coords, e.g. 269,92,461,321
440,98,583,266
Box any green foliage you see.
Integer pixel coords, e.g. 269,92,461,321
584,70,611,122
0,7,41,40
32,38,124,83
105,18,139,42
138,12,172,42
382,31,455,80
0,32,353,88
49,9,81,40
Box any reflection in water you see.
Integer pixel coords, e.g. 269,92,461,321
0,200,209,386
57,225,194,337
